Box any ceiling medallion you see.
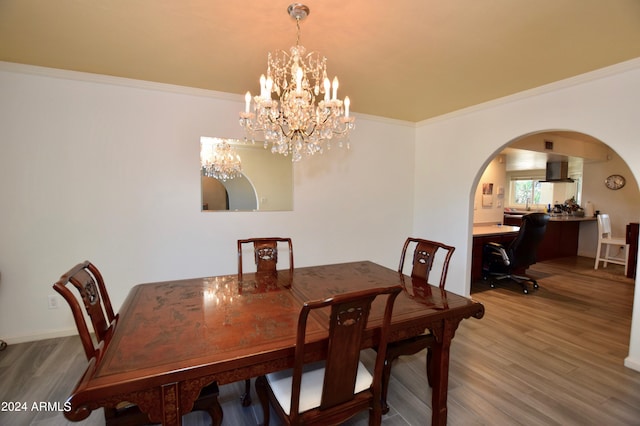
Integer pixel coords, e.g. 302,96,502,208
239,3,355,161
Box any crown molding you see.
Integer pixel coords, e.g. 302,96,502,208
0,61,241,102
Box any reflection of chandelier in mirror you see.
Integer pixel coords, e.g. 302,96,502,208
239,3,355,162
200,138,242,181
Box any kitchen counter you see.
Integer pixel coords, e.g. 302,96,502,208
503,213,594,262
504,213,596,222
473,224,520,237
548,215,596,222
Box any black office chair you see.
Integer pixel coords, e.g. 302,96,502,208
482,213,550,294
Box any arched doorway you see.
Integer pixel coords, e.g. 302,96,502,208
201,173,259,211
472,130,639,260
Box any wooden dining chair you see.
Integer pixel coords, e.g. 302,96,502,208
380,237,455,413
53,261,223,426
237,237,294,405
256,285,402,426
237,237,294,278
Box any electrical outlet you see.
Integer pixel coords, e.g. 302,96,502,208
47,295,59,309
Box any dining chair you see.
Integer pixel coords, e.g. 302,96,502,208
237,237,294,278
255,285,402,426
380,237,455,413
237,237,294,406
594,213,629,275
53,261,223,426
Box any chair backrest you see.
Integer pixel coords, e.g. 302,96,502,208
597,213,614,239
288,285,402,423
237,237,293,278
52,261,117,360
508,213,550,269
398,238,455,288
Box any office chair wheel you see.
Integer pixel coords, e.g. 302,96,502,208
532,281,539,289
522,287,529,294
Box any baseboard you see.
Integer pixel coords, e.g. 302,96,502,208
624,355,640,372
2,328,78,345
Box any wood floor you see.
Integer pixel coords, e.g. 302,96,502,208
1,256,639,425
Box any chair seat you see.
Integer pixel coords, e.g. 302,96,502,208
601,236,626,246
266,360,372,415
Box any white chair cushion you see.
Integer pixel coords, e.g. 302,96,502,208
266,360,373,415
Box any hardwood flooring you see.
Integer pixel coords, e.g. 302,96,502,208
1,256,639,425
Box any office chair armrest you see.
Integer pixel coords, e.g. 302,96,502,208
484,242,511,266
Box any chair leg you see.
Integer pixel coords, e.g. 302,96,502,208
380,357,394,414
594,242,601,270
426,348,433,387
624,244,629,276
255,375,270,426
241,378,252,407
604,244,612,268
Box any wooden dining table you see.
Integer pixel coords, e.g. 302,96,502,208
64,261,484,426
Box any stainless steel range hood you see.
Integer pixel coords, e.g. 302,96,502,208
541,161,574,183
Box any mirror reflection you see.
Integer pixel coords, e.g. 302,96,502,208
201,137,293,211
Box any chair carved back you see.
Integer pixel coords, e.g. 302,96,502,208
288,285,401,423
237,237,293,278
398,238,455,288
53,261,117,360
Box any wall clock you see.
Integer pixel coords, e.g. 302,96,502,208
605,174,626,190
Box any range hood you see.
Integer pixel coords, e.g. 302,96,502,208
541,161,574,183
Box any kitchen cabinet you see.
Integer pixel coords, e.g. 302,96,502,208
471,225,519,281
503,214,595,261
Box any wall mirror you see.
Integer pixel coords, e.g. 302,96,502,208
201,137,293,211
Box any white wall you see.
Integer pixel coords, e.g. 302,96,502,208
473,156,507,225
2,58,639,372
0,63,416,342
414,58,640,371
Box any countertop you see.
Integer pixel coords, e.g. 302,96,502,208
473,224,520,237
504,213,596,222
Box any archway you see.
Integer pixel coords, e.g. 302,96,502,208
471,130,639,257
469,128,640,363
201,173,259,211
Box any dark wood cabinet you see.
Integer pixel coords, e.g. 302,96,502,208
503,215,587,261
627,222,639,279
471,232,518,281
536,220,580,261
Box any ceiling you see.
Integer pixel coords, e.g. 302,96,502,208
1,1,640,123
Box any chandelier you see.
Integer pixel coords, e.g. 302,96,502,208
200,137,242,181
239,3,355,162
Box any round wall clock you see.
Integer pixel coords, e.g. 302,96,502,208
605,174,626,190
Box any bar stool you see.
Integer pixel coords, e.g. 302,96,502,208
594,213,629,275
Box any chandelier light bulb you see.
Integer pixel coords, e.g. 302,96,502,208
244,91,251,113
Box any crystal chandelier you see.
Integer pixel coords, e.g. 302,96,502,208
239,3,355,162
200,137,242,181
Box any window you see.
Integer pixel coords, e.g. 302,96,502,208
510,178,553,207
